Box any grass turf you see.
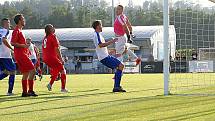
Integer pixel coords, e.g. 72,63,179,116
0,74,215,121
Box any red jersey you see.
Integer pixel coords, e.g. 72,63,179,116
11,26,30,58
42,34,60,62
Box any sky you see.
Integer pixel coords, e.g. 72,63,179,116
0,0,215,7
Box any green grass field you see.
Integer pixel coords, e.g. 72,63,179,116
1,74,215,121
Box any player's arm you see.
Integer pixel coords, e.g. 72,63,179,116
2,37,14,51
122,23,130,36
126,18,133,34
56,47,64,64
98,38,118,48
118,15,134,43
11,42,29,48
53,35,64,64
118,15,130,35
11,31,29,48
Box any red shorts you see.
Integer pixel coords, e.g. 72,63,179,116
44,58,64,75
15,54,35,73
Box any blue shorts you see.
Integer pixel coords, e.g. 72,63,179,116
31,59,37,65
0,58,16,71
100,56,121,69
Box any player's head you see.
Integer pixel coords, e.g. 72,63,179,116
45,24,55,37
14,14,25,26
116,5,124,16
26,38,32,44
1,18,10,29
92,20,102,32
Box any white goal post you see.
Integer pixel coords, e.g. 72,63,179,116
164,0,215,95
163,0,170,95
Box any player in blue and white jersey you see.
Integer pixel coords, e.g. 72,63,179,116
0,18,16,96
92,20,126,92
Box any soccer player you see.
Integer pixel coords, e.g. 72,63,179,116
11,14,38,97
27,38,42,81
27,38,37,66
114,5,141,65
34,45,43,81
0,18,16,96
92,20,126,92
42,24,68,93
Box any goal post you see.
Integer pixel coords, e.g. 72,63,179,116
163,0,170,95
163,0,215,95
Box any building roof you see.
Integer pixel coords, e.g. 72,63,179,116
22,25,174,42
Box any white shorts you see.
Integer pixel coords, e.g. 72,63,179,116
115,35,127,55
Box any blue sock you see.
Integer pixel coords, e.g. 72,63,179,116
36,70,39,76
8,75,15,93
114,69,122,88
0,73,8,80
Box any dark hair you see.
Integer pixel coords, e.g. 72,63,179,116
117,5,124,10
45,24,53,37
14,14,23,25
92,20,101,30
1,18,9,25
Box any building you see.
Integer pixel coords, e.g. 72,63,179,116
22,25,176,73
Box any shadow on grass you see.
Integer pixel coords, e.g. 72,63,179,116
0,88,163,112
38,89,100,96
1,89,215,119
0,95,165,116
0,89,100,103
62,95,215,121
2,93,215,121
149,108,215,121
0,87,163,103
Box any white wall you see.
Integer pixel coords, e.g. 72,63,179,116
151,25,176,61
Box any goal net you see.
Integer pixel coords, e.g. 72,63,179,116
168,0,215,94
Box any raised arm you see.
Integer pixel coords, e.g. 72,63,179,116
98,38,118,48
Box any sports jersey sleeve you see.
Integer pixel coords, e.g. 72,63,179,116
52,35,60,48
11,30,19,44
2,30,9,38
93,32,102,46
117,14,127,25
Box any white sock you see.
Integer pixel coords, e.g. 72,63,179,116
127,49,138,60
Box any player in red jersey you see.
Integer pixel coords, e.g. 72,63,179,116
11,14,38,97
42,24,68,93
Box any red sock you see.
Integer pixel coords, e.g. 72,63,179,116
28,80,34,92
50,74,57,86
22,80,28,93
61,74,66,89
38,69,42,75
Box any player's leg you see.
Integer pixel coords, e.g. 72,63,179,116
113,63,124,88
37,68,43,81
28,68,37,96
2,58,16,95
8,72,15,95
100,56,126,92
124,44,141,65
0,59,8,80
21,72,29,97
60,68,68,92
15,57,29,97
47,67,60,91
31,59,37,80
20,56,37,96
115,36,126,62
0,71,8,80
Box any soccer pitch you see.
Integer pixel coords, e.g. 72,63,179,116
1,74,215,121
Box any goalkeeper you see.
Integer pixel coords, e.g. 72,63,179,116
114,5,141,65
